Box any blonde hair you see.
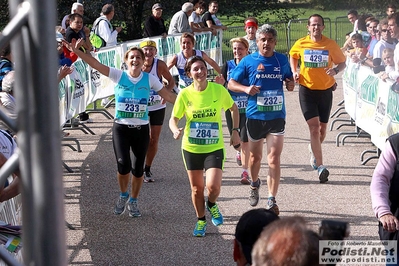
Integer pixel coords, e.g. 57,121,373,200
383,48,394,57
230,37,249,50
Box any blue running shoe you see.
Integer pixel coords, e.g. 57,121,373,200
207,203,224,226
127,200,142,217
193,220,207,237
114,195,129,215
318,165,329,183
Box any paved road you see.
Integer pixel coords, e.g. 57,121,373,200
63,74,382,265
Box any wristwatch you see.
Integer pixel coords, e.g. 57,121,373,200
232,128,240,133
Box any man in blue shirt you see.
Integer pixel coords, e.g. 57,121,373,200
229,24,294,216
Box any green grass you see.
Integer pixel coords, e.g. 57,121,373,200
218,9,356,61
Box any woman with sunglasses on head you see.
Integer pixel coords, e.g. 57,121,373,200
69,38,176,218
221,37,251,185
169,56,240,237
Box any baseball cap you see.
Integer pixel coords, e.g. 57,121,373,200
235,208,279,264
152,3,163,10
139,40,157,49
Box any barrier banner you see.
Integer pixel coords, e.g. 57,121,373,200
342,58,360,119
342,61,399,150
58,31,223,126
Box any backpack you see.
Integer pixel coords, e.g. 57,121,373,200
90,18,111,49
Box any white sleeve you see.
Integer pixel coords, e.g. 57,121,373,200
149,74,163,92
189,13,195,23
373,42,382,59
108,68,123,83
98,20,118,46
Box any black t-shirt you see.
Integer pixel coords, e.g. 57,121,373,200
144,16,167,37
202,11,215,26
65,27,86,52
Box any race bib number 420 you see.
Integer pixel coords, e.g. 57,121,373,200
304,49,329,68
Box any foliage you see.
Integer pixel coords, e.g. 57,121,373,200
308,0,395,12
214,1,304,25
0,0,9,31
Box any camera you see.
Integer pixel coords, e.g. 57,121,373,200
319,220,350,240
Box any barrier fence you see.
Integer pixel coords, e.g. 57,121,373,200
222,16,353,60
342,59,399,150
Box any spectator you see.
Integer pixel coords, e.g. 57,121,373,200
65,14,92,54
343,14,373,54
69,38,176,218
366,18,379,57
0,129,20,203
0,45,13,92
229,24,295,215
243,17,259,54
384,48,396,73
289,14,346,183
168,3,194,34
347,9,358,32
58,65,74,84
387,4,397,16
91,4,122,48
221,37,251,184
169,56,240,237
144,3,167,38
387,12,399,71
167,32,221,91
234,208,279,266
251,216,320,266
61,2,84,30
370,133,399,262
189,1,215,34
345,33,368,63
373,19,396,62
0,71,16,135
139,40,176,182
65,13,93,123
56,32,73,67
380,48,397,81
202,1,227,31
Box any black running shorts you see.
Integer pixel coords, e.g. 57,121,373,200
225,110,248,142
148,108,166,126
298,85,333,123
182,149,224,171
246,118,285,142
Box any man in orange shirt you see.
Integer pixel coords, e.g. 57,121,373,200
289,14,346,183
